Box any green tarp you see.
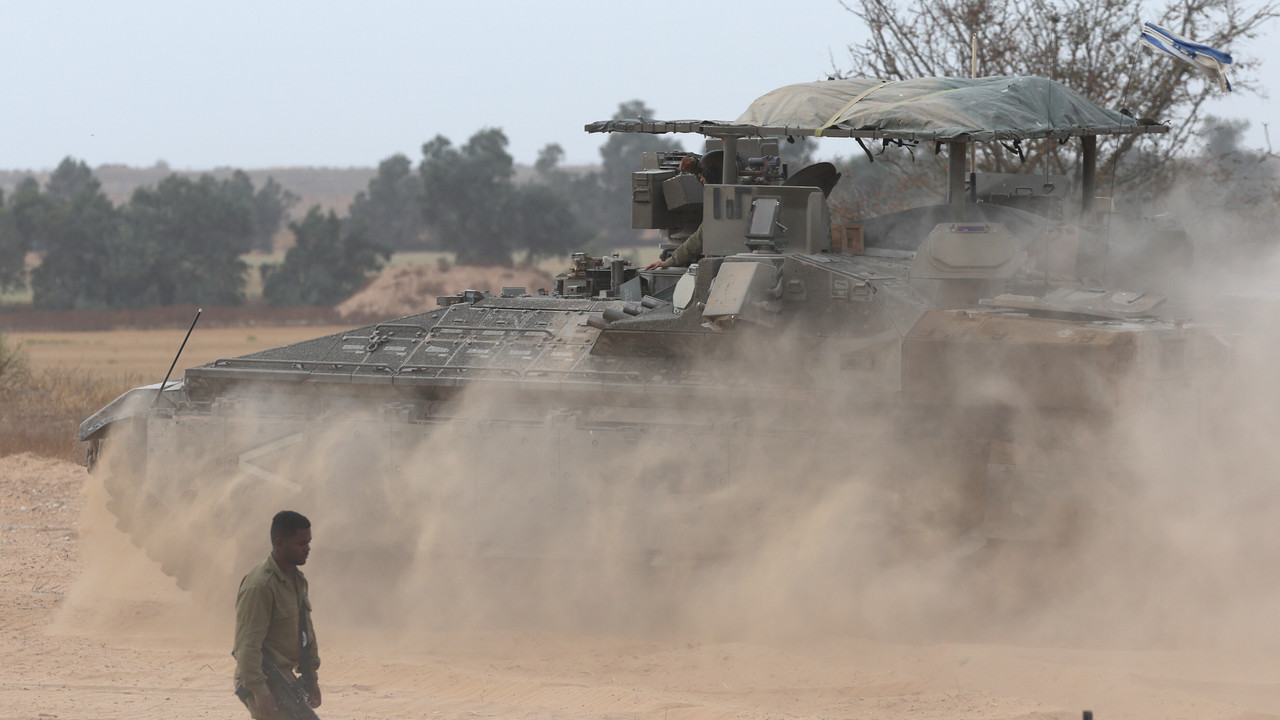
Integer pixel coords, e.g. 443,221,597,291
586,76,1165,142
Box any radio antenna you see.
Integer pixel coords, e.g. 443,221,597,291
154,307,202,407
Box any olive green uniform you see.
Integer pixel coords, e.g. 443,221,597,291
667,226,703,267
233,554,319,719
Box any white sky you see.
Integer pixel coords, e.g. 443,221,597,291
1,1,1275,171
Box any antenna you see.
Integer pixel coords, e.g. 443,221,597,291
153,307,202,407
969,32,978,193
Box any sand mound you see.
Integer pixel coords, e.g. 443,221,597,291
336,263,555,319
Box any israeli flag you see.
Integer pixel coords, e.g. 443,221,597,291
1140,22,1233,92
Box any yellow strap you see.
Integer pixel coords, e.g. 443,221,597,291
815,80,892,137
816,82,975,136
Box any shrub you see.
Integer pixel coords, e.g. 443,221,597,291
0,360,141,461
0,330,27,390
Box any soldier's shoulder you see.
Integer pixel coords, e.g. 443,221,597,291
238,556,278,590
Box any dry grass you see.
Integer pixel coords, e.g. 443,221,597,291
0,303,344,332
0,330,24,390
8,325,349,379
0,246,633,462
0,323,351,462
0,362,141,461
2,328,133,461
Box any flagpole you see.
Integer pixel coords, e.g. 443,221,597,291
969,32,977,186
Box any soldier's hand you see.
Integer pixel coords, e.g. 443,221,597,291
644,260,668,270
308,681,322,708
254,691,279,716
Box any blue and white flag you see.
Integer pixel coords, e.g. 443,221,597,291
1140,21,1233,92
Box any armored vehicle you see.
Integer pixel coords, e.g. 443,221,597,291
79,76,1201,600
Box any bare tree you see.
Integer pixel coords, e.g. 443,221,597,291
1164,115,1280,255
837,0,1278,192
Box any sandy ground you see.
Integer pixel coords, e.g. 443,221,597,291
4,454,1280,720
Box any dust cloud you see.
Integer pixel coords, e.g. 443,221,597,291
78,201,1280,664
52,468,227,645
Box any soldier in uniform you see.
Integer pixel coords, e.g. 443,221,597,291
648,225,704,269
233,510,321,719
645,151,724,270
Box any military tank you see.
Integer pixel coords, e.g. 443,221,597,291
78,76,1203,601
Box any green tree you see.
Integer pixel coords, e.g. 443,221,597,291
117,174,254,307
0,192,25,292
249,175,298,252
20,161,272,309
511,182,591,263
419,128,519,265
8,178,46,252
214,170,296,253
597,100,683,245
348,154,426,251
29,158,118,310
532,143,613,252
262,206,390,306
45,156,100,202
534,143,567,176
419,130,590,265
838,0,1279,193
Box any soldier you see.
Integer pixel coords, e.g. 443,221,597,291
645,151,724,270
646,226,704,269
233,510,321,719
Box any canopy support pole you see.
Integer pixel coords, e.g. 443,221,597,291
948,141,966,222
722,136,738,183
1081,135,1097,219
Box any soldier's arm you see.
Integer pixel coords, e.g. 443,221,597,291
667,226,703,267
233,578,274,699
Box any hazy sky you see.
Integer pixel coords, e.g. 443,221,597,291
2,1,1274,171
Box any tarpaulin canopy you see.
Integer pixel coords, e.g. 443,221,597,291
585,76,1166,143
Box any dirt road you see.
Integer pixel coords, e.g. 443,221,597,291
4,453,1280,720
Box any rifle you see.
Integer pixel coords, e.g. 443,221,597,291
234,656,321,720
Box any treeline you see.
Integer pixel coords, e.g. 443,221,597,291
351,98,680,263
0,100,680,311
0,159,383,311
0,161,303,310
